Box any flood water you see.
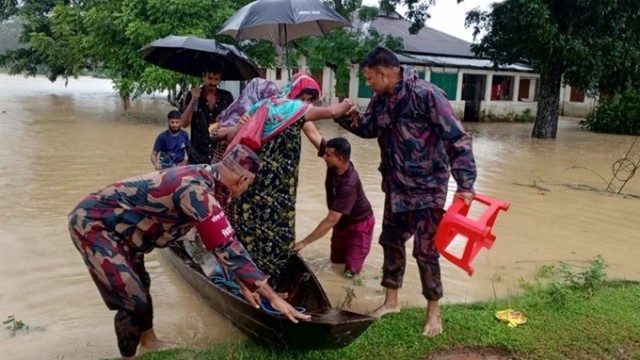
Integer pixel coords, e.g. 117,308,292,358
0,74,638,360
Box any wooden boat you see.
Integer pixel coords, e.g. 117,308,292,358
161,242,375,349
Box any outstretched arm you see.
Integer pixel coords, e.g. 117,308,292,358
304,99,352,122
334,98,378,138
180,185,309,323
196,208,310,323
302,121,323,150
293,210,342,252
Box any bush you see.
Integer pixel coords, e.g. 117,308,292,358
581,89,640,135
513,108,535,122
479,109,535,122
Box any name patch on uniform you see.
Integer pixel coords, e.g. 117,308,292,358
196,207,235,250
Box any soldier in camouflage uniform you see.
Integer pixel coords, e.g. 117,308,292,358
336,47,477,337
68,144,309,360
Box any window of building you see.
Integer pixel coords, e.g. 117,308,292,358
275,68,282,80
259,68,267,79
518,77,538,101
570,87,585,102
490,75,514,101
519,79,530,100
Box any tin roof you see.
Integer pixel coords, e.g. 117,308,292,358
406,54,534,73
353,11,534,73
353,13,475,58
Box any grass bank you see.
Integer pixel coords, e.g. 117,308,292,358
136,259,640,360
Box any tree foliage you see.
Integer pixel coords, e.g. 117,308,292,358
466,0,640,138
582,89,640,136
296,5,403,99
0,0,407,105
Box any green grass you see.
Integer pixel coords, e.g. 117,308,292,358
135,280,640,360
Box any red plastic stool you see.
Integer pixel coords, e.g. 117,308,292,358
434,194,510,276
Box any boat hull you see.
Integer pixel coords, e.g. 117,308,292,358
161,244,374,349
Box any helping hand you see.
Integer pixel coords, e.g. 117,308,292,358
268,296,311,323
239,113,251,126
237,280,261,309
292,241,306,252
344,98,357,115
342,98,359,127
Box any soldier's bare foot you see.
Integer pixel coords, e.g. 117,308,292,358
370,303,400,318
140,329,170,350
422,301,442,337
140,338,170,350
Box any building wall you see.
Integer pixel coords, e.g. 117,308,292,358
559,84,598,118
256,55,339,104
345,64,596,119
254,59,598,120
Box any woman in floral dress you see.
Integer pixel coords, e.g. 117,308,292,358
227,73,352,286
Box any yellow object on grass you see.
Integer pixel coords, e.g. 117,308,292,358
495,309,527,328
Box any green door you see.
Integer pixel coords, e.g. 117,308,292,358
430,72,458,100
358,77,373,98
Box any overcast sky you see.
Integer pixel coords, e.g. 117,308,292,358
361,0,502,43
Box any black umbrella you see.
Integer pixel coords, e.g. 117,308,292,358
217,0,350,72
218,0,349,46
138,35,260,80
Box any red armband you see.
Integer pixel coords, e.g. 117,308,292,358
195,208,235,250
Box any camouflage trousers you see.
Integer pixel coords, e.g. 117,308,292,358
379,198,445,301
69,220,153,357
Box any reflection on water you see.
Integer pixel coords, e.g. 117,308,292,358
0,74,638,359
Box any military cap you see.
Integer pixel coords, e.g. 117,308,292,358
222,144,262,179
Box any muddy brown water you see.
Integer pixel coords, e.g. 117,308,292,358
0,74,638,359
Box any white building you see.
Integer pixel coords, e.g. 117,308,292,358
257,11,597,120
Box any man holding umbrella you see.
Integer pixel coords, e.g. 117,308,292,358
180,64,235,164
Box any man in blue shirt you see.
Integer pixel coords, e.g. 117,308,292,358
151,110,190,169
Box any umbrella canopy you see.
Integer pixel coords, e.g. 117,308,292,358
217,0,350,46
138,35,260,80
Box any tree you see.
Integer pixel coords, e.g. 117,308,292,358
295,5,403,99
0,0,86,82
1,0,407,107
0,0,275,108
81,0,276,107
466,0,640,139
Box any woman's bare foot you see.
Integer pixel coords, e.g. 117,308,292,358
422,300,443,337
370,303,401,318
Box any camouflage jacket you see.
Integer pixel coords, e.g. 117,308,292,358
336,66,476,212
69,164,268,291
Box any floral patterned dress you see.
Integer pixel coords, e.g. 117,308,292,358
231,117,304,287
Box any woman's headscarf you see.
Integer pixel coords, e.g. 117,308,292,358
224,73,322,155
219,78,280,128
279,72,321,100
